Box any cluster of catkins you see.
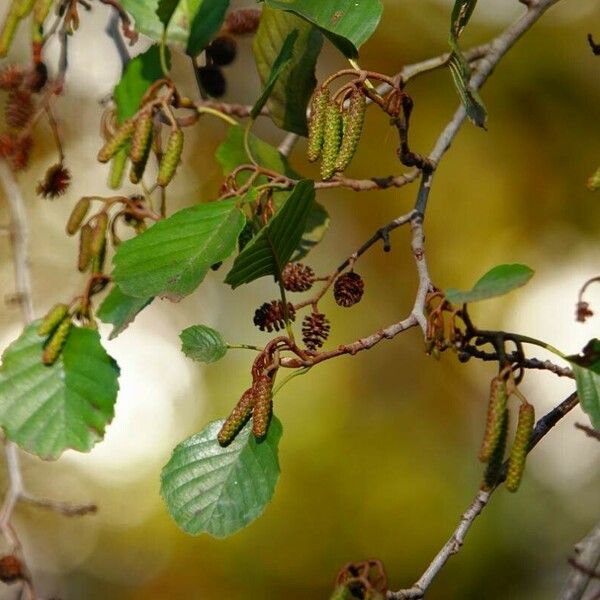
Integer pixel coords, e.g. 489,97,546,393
252,263,365,352
307,84,367,180
218,372,274,447
97,105,183,189
479,374,535,492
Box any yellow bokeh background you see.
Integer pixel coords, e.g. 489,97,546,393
1,1,600,598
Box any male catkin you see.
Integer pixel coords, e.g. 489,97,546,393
307,87,330,162
97,119,135,163
506,402,535,492
320,102,343,180
334,88,366,172
157,129,184,187
217,387,255,446
252,375,273,439
42,317,71,365
479,376,508,463
38,303,69,337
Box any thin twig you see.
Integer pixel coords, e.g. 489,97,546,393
560,521,600,600
388,391,579,599
574,423,600,442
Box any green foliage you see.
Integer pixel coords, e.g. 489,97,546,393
264,0,383,58
113,200,245,301
113,45,166,122
225,180,316,288
96,285,153,340
160,417,282,537
445,264,534,304
448,0,487,127
253,8,323,135
251,26,298,120
121,0,229,56
179,325,228,364
0,323,119,460
571,366,600,431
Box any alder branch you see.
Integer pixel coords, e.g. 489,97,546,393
560,520,600,600
388,391,580,599
0,161,97,598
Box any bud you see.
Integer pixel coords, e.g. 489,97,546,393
224,8,261,35
334,87,366,172
506,402,535,492
157,128,184,187
252,375,273,439
78,223,93,272
66,197,91,235
478,376,508,463
42,317,72,365
37,303,69,337
307,87,330,162
217,387,255,447
97,118,135,163
320,101,343,180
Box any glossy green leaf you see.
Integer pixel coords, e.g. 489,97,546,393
291,199,330,261
161,417,282,537
114,45,166,123
253,8,322,134
97,285,153,340
264,0,383,58
0,323,119,460
251,27,297,120
571,365,600,431
121,0,229,55
113,200,245,301
447,0,487,128
180,325,227,364
225,180,315,288
445,264,534,304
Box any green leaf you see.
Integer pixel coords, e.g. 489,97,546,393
567,339,600,374
156,0,178,28
97,285,153,340
216,127,329,258
445,264,534,304
160,417,282,537
121,0,229,55
571,366,600,431
264,0,383,58
180,325,227,364
253,8,322,135
447,0,487,128
251,27,297,120
114,45,166,123
225,180,316,288
0,323,120,460
113,199,245,301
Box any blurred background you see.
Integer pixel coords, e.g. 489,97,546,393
1,0,600,598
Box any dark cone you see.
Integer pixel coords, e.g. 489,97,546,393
197,66,226,98
206,36,237,66
281,262,315,292
302,312,330,351
253,300,295,332
333,271,364,307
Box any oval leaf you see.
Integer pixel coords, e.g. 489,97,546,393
253,7,323,135
445,263,534,304
225,180,316,288
180,325,227,363
571,365,600,431
121,0,229,55
161,417,282,537
264,0,383,58
0,323,120,460
97,285,153,340
113,199,245,301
